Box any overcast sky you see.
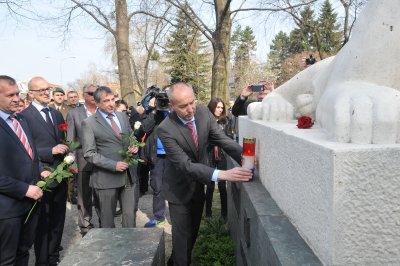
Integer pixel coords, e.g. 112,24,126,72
0,2,307,88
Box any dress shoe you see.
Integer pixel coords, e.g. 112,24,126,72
80,224,94,236
114,208,122,217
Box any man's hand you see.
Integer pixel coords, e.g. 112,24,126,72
115,161,129,172
136,106,145,115
240,85,253,99
52,144,69,155
149,97,156,109
40,170,52,179
127,146,139,154
217,167,252,182
25,185,43,200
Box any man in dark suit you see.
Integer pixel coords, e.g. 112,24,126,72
0,75,49,266
157,82,252,266
66,84,97,236
22,76,69,266
81,86,139,228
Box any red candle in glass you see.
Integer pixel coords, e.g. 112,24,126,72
242,137,256,170
243,137,256,156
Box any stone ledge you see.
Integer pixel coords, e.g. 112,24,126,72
59,228,165,266
229,179,322,266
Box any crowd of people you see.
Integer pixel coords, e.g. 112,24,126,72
0,74,274,266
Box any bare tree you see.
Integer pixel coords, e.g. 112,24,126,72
339,0,367,45
130,9,170,93
0,0,40,21
56,0,170,105
165,0,316,102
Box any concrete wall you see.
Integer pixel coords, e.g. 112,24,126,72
228,180,322,266
236,117,400,265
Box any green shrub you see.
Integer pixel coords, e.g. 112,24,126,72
192,217,235,266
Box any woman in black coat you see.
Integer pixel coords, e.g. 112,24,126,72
205,97,232,221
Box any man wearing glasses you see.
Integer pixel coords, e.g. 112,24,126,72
66,84,97,236
21,77,69,266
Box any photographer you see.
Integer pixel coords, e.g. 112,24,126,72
129,98,152,196
139,88,170,227
231,81,274,117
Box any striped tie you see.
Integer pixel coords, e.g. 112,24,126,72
9,115,33,159
187,121,198,150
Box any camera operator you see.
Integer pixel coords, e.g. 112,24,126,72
130,86,165,197
139,89,170,227
231,81,274,117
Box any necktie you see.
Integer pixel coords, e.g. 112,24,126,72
9,115,33,159
107,114,121,139
42,108,55,134
187,121,198,150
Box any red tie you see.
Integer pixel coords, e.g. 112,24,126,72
107,114,122,139
187,121,198,150
9,115,33,159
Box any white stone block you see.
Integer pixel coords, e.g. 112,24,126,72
239,116,400,265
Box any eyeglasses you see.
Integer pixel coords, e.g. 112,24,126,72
30,87,52,93
85,92,95,96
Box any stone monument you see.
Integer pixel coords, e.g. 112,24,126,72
248,0,400,144
231,1,400,265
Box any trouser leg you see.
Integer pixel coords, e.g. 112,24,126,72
94,188,118,228
77,170,93,233
149,157,166,220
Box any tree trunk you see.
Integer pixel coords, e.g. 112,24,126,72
211,0,231,103
343,4,350,45
115,0,135,105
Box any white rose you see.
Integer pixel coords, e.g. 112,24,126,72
64,155,75,165
134,121,141,130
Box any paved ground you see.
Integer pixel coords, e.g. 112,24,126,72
28,190,172,265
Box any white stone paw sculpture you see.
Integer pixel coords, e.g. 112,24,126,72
248,0,400,144
317,83,400,144
295,94,314,118
247,93,294,121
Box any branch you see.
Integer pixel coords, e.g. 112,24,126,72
230,0,317,14
1,0,42,21
231,0,246,21
166,0,213,42
70,0,115,35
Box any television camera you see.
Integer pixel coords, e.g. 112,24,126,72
139,85,170,112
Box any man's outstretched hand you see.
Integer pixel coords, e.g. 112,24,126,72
218,167,252,182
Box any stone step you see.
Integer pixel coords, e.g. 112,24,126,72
59,228,164,266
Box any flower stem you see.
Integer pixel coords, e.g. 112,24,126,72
24,200,38,224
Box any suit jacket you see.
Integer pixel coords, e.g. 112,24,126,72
49,102,71,120
231,96,254,117
81,111,137,189
157,106,242,204
66,105,93,171
0,114,41,219
21,104,66,184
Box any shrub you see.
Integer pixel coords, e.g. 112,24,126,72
192,217,235,266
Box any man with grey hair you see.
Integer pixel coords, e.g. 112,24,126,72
158,82,252,265
81,86,139,228
66,84,97,235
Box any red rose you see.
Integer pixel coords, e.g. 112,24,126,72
69,167,78,174
297,116,314,129
58,123,68,132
